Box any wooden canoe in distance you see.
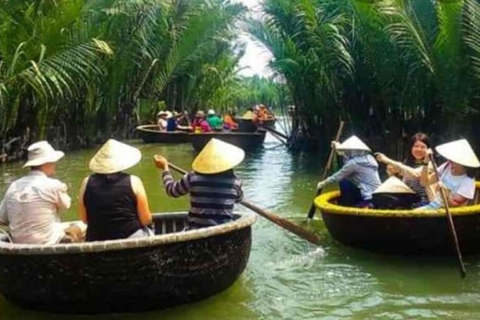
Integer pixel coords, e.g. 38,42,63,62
190,131,267,151
0,212,256,313
314,184,480,255
136,125,190,143
236,118,276,132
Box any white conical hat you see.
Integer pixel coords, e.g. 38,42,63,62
373,176,415,194
89,139,141,174
336,135,371,152
436,139,480,168
192,138,245,174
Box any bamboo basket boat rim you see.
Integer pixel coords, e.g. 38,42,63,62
0,212,256,255
314,182,480,218
135,125,190,135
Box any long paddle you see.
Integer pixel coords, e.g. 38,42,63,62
307,121,345,220
429,155,467,278
167,162,322,245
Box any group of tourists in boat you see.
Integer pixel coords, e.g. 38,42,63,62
0,138,245,244
156,104,274,133
317,133,479,211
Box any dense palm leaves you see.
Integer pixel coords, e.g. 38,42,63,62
0,0,248,156
250,0,480,155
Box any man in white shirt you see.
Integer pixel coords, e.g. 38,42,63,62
157,111,169,132
0,141,80,244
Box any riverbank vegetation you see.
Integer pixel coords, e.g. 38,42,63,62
0,0,254,159
250,0,480,155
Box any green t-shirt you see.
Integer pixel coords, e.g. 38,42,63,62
207,115,223,129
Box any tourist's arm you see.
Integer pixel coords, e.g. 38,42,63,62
317,162,356,189
419,150,439,186
162,171,192,197
376,153,420,178
131,175,152,226
234,176,243,203
153,155,191,197
0,198,7,225
78,177,88,223
55,181,71,212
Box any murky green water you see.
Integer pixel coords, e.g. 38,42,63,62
1,132,480,319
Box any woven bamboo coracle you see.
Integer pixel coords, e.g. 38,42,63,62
314,182,480,255
0,212,256,313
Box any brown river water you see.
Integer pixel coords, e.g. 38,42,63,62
1,131,480,319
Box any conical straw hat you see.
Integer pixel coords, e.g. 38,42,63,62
373,176,415,194
336,135,371,152
89,139,142,174
192,138,245,174
436,139,480,168
242,111,254,120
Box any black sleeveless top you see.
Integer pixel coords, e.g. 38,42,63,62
84,173,140,241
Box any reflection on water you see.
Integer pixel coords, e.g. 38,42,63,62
1,130,480,319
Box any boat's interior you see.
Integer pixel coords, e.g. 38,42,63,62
0,212,243,244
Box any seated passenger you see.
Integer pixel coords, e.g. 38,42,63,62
157,111,169,132
79,139,153,241
372,176,420,209
376,132,434,207
0,141,85,244
192,111,211,133
206,109,224,130
416,139,479,210
153,138,243,229
166,111,192,132
223,110,238,130
316,136,381,207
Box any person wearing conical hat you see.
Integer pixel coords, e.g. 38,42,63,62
78,139,153,241
376,132,435,207
192,110,211,133
415,139,480,210
316,135,381,207
153,138,244,229
371,176,420,209
0,141,86,244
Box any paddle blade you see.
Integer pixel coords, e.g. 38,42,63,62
307,189,322,219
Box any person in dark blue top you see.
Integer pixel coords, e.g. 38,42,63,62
166,111,191,132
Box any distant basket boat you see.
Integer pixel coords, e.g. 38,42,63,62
314,184,480,255
136,125,190,143
0,212,256,314
236,118,276,132
190,131,266,151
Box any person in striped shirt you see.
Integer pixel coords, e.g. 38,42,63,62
153,138,244,229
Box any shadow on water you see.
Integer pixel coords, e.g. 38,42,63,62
2,131,480,319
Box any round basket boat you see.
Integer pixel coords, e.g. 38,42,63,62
236,118,276,133
0,212,256,313
136,125,190,143
314,183,480,255
189,131,266,151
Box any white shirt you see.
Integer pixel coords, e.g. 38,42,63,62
158,118,167,132
430,162,475,208
0,171,71,244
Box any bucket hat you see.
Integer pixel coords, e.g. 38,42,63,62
23,141,65,168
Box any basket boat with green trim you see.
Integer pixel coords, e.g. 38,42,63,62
136,125,190,143
190,131,266,151
0,212,256,314
314,183,480,255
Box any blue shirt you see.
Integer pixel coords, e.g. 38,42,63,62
166,118,177,131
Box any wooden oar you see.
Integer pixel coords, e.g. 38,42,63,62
307,121,345,220
167,162,322,245
258,124,289,140
429,155,467,278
